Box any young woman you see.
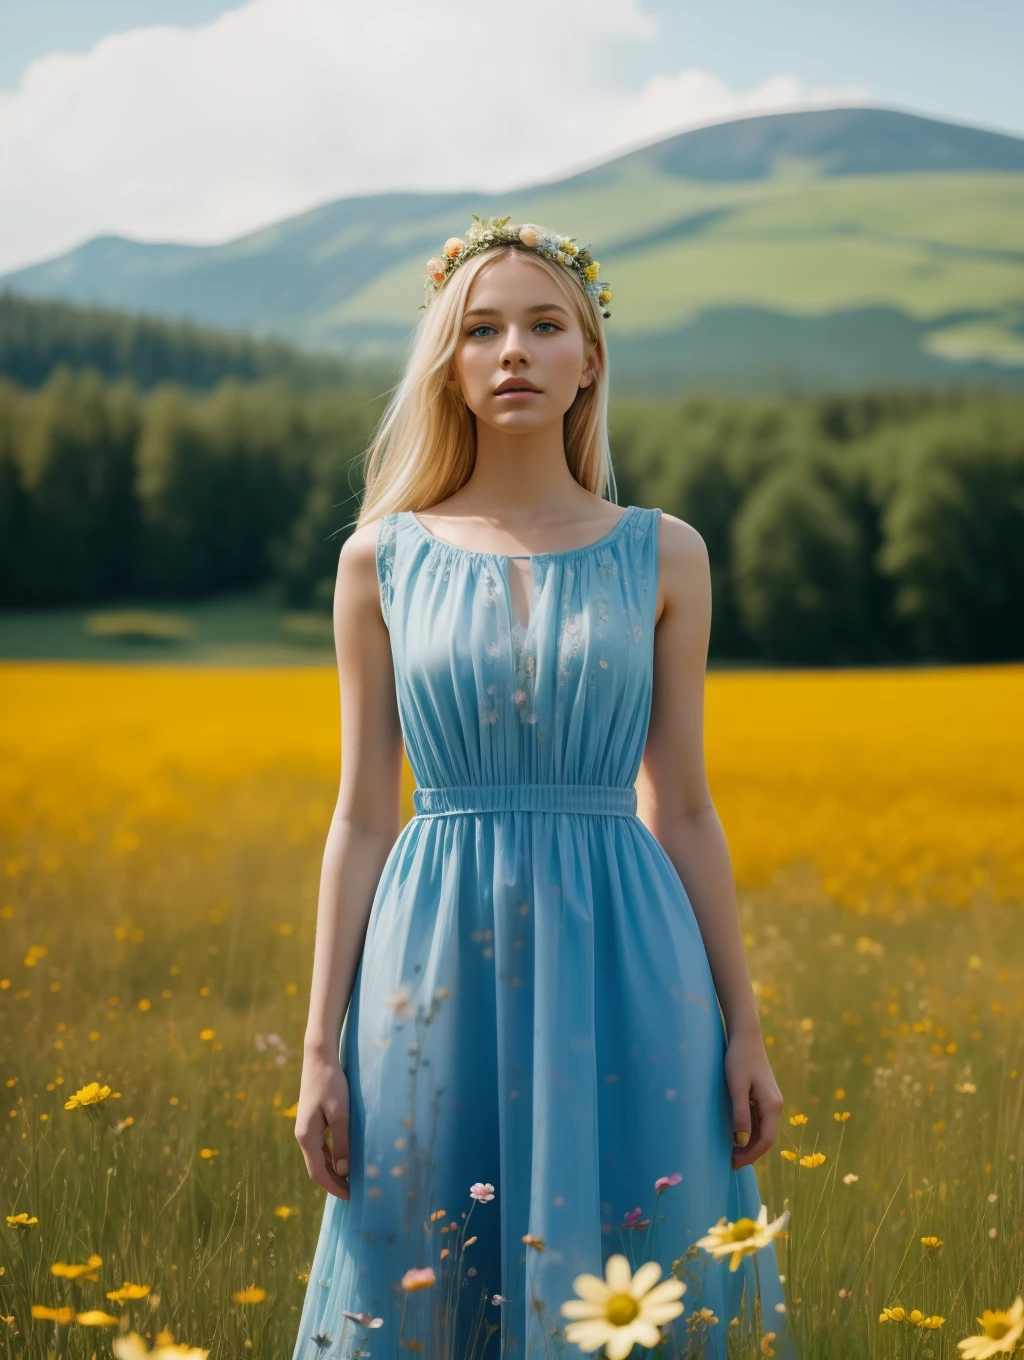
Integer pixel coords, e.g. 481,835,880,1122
291,218,797,1360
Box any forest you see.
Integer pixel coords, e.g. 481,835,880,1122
1,294,1022,664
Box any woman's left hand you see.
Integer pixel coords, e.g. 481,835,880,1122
724,1028,784,1169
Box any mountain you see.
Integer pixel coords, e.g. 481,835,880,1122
5,106,1024,394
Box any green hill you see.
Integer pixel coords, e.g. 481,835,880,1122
5,107,1024,393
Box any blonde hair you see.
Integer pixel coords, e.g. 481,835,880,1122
356,243,617,528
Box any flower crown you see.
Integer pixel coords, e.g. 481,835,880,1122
422,214,613,318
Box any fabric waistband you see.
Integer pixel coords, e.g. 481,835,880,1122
412,783,638,817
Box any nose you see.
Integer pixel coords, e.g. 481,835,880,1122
499,324,530,370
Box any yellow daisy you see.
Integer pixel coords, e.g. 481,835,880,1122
696,1204,790,1272
560,1253,686,1359
64,1082,121,1110
106,1283,151,1302
75,1310,121,1326
956,1297,1024,1357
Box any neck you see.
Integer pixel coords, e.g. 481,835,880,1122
461,419,586,516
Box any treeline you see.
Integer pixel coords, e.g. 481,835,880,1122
610,392,1024,663
1,365,1022,664
0,291,376,392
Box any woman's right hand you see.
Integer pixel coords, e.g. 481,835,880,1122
294,1046,352,1201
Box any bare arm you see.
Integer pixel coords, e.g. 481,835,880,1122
636,513,783,1168
295,516,404,1197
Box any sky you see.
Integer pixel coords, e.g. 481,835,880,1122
1,0,1022,276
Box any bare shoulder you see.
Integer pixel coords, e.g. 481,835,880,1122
653,511,710,626
333,516,389,617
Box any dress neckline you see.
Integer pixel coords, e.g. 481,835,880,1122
404,504,638,562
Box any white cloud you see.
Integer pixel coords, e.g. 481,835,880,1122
0,0,871,274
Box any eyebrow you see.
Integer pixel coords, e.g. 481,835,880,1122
464,303,571,318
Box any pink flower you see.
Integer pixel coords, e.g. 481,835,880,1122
512,689,527,707
470,1182,495,1202
623,1207,644,1226
655,1172,683,1193
426,257,447,284
491,1294,510,1305
401,1266,436,1291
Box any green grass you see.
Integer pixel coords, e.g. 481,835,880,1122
0,594,335,666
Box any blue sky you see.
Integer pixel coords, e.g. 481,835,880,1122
1,0,1021,276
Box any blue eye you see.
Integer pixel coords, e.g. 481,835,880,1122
534,321,559,332
468,324,496,338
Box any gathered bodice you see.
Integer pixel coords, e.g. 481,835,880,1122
375,505,662,796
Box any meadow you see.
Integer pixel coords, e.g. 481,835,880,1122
1,661,1022,1360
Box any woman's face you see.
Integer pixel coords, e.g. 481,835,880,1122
449,250,597,433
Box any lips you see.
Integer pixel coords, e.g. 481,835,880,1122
495,379,541,394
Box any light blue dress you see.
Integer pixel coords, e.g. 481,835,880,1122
293,504,797,1360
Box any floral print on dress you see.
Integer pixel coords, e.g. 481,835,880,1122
376,513,398,627
511,624,539,724
557,611,585,685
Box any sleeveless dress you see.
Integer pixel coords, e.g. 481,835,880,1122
292,504,798,1360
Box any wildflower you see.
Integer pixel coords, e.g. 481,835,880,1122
106,1283,151,1302
199,1029,215,1041
199,1148,218,1160
64,1082,121,1109
426,258,447,285
443,237,466,258
51,1254,103,1282
401,1267,436,1291
75,1310,121,1326
492,1294,510,1305
522,1234,545,1251
31,1305,76,1323
341,1310,383,1328
843,1173,859,1184
114,1332,210,1360
598,289,613,305
583,263,600,282
921,1236,944,1249
956,1297,1024,1357
880,1306,907,1322
761,1331,777,1356
622,1207,648,1229
834,1111,851,1122
560,1253,686,1358
6,1212,38,1228
273,1206,299,1219
655,1172,682,1193
788,1113,808,1126
518,225,540,247
469,1182,495,1202
232,1286,266,1304
956,1082,978,1094
799,1152,826,1168
696,1204,790,1272
780,1150,797,1162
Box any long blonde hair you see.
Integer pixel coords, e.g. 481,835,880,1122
357,242,617,526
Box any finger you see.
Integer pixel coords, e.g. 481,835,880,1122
327,1122,350,1177
319,1140,351,1199
732,1097,780,1168
728,1082,752,1147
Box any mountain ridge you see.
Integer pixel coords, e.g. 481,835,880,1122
4,106,1024,393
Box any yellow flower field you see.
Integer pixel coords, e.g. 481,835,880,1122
1,661,1022,1359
